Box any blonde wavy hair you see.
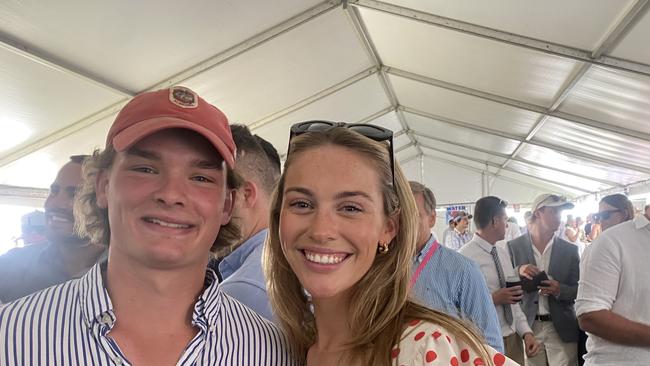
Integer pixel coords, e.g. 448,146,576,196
74,141,242,252
263,128,493,365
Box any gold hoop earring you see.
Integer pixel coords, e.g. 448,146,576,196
377,242,389,254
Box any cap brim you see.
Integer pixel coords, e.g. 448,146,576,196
111,117,235,168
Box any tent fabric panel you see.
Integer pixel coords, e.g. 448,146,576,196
382,0,631,51
182,9,372,127
517,141,650,186
532,117,650,172
406,113,520,155
252,75,391,156
0,113,114,189
402,156,484,205
418,140,507,166
366,111,404,134
494,169,586,197
359,6,581,107
506,160,611,193
0,0,325,92
558,66,650,134
0,46,124,154
389,75,541,137
610,9,650,64
419,146,506,170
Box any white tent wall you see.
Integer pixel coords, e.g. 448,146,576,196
1,0,650,213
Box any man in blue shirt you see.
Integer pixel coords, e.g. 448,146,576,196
0,155,106,303
409,181,504,352
0,87,296,365
216,124,280,321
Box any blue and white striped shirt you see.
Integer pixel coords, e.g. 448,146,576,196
411,235,504,352
0,262,298,365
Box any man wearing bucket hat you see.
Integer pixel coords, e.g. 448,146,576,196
0,86,297,365
507,194,580,366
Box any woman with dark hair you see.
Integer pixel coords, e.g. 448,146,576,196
263,121,516,365
597,194,635,231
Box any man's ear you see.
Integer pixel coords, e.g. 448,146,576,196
241,180,259,209
95,169,109,209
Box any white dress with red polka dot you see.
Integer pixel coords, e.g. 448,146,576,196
391,320,518,366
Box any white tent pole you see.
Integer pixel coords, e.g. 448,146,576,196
351,0,650,77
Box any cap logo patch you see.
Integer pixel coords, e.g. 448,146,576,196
169,86,198,108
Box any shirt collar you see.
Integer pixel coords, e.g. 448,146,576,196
633,214,650,230
80,260,114,327
192,268,223,331
80,260,224,331
469,233,494,253
415,234,436,262
219,228,268,279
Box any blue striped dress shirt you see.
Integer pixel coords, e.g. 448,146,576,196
0,262,298,365
411,235,504,352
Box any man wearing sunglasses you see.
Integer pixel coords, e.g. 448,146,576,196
576,203,650,365
507,194,580,366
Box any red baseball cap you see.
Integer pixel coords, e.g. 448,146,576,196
106,86,236,168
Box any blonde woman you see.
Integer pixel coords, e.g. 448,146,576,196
264,121,516,366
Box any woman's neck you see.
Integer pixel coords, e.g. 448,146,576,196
311,294,352,351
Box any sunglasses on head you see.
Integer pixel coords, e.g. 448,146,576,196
288,120,395,187
595,209,620,221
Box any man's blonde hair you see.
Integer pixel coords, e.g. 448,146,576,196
263,128,493,365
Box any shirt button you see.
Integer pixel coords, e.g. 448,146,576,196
112,357,123,365
101,314,112,325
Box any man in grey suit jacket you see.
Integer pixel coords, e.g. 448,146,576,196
508,194,580,366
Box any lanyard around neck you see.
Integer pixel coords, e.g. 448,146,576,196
409,240,440,289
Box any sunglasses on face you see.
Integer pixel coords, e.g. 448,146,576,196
595,209,620,221
288,120,395,187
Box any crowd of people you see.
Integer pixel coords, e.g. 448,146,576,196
0,86,647,365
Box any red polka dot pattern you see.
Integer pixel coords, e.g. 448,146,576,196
473,358,485,366
446,335,452,343
493,353,506,366
426,350,437,362
409,319,421,327
414,331,426,341
460,349,470,362
391,347,400,359
450,356,459,366
432,331,442,340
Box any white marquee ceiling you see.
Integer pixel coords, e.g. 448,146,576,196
1,0,649,207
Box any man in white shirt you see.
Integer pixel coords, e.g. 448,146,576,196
508,193,580,366
459,196,540,364
576,212,650,365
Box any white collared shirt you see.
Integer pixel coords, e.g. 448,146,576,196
459,234,532,338
576,214,650,365
531,237,554,316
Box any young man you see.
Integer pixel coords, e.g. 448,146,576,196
215,124,281,321
576,208,650,365
0,87,296,365
508,194,580,366
0,155,106,303
447,211,472,250
459,196,540,364
409,181,504,352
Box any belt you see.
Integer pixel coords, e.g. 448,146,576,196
535,314,552,321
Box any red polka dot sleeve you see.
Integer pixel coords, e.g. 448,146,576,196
391,320,519,366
